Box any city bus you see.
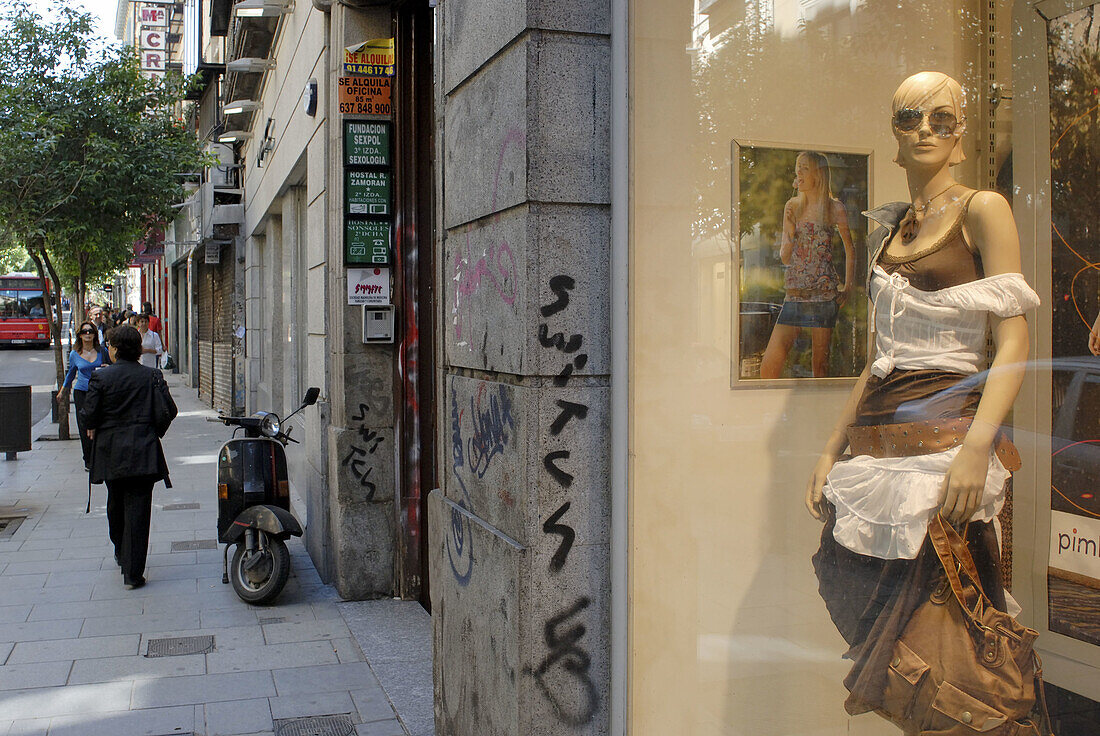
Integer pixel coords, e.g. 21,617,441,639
0,272,52,347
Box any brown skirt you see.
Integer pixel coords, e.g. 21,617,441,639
811,369,1009,719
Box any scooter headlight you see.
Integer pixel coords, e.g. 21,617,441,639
258,412,281,437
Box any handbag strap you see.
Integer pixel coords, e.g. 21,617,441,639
927,514,988,619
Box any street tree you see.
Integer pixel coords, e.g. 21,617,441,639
0,1,205,438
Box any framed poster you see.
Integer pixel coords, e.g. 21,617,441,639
731,141,871,386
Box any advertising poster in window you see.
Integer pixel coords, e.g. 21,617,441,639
1047,4,1100,649
732,142,870,383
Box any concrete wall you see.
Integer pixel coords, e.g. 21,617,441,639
320,4,399,599
430,1,612,734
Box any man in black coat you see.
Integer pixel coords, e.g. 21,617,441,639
80,325,177,589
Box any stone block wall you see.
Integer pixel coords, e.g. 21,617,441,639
430,1,612,734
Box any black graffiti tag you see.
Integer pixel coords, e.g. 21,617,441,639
543,451,574,488
530,597,599,726
341,445,377,499
550,400,588,436
542,502,575,573
540,275,576,318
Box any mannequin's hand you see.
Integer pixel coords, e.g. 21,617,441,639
939,445,989,525
1090,312,1100,356
836,284,850,307
806,453,838,522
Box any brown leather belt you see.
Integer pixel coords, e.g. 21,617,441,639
846,417,1021,472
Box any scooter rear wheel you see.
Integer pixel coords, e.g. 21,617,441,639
229,532,291,604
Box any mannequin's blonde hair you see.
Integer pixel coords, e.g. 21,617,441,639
891,71,967,166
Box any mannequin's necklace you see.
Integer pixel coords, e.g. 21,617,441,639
898,184,957,245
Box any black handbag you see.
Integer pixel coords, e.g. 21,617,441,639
151,369,177,438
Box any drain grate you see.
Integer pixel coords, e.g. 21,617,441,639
273,714,356,736
145,635,215,657
170,539,219,552
0,516,25,538
259,616,287,625
162,502,200,511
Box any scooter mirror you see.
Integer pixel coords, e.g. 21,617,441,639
302,387,320,407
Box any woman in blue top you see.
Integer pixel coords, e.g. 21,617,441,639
57,321,107,469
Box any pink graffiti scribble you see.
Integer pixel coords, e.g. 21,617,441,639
452,128,524,344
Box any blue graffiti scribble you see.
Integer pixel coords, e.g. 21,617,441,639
447,383,474,586
468,384,515,479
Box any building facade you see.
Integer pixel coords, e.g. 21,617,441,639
139,0,1100,733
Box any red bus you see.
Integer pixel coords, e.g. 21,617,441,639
0,273,52,347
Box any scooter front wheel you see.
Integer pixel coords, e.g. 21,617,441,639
229,532,291,604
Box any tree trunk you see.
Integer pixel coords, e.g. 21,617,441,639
28,246,70,440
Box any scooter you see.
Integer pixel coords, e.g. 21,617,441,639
208,387,320,604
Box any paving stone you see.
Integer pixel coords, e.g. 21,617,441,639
268,690,356,720
354,720,407,736
131,670,276,708
46,704,196,736
0,660,72,690
6,717,50,735
28,598,144,622
0,549,61,563
273,663,380,697
1,574,49,591
0,619,83,644
80,610,202,638
90,578,198,601
7,633,139,664
262,619,351,645
69,652,207,684
0,681,132,720
205,697,273,736
0,606,31,624
331,637,365,664
1,585,94,606
206,640,339,674
350,688,398,723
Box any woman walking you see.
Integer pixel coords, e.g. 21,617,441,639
57,321,107,469
81,325,177,589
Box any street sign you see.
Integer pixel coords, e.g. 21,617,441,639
345,170,391,215
344,120,390,166
345,220,391,266
347,267,390,306
338,77,391,117
344,38,395,76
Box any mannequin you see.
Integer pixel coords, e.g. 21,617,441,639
806,72,1040,728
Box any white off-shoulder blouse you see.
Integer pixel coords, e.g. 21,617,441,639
823,267,1041,560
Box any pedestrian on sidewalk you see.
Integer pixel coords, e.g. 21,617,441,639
136,313,164,368
56,321,107,470
142,300,161,334
81,325,178,590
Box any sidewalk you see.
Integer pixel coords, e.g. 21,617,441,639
0,374,433,736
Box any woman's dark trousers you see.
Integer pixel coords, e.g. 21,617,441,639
105,477,154,584
72,389,91,467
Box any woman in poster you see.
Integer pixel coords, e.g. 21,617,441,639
759,151,856,379
805,72,1040,730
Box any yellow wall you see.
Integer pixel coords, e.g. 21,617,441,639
629,2,988,733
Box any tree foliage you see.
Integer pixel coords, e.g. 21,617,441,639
0,0,206,437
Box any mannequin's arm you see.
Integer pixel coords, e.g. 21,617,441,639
941,191,1029,524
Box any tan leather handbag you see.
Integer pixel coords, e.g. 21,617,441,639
880,515,1054,735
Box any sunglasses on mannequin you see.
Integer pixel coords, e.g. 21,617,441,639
892,108,960,137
